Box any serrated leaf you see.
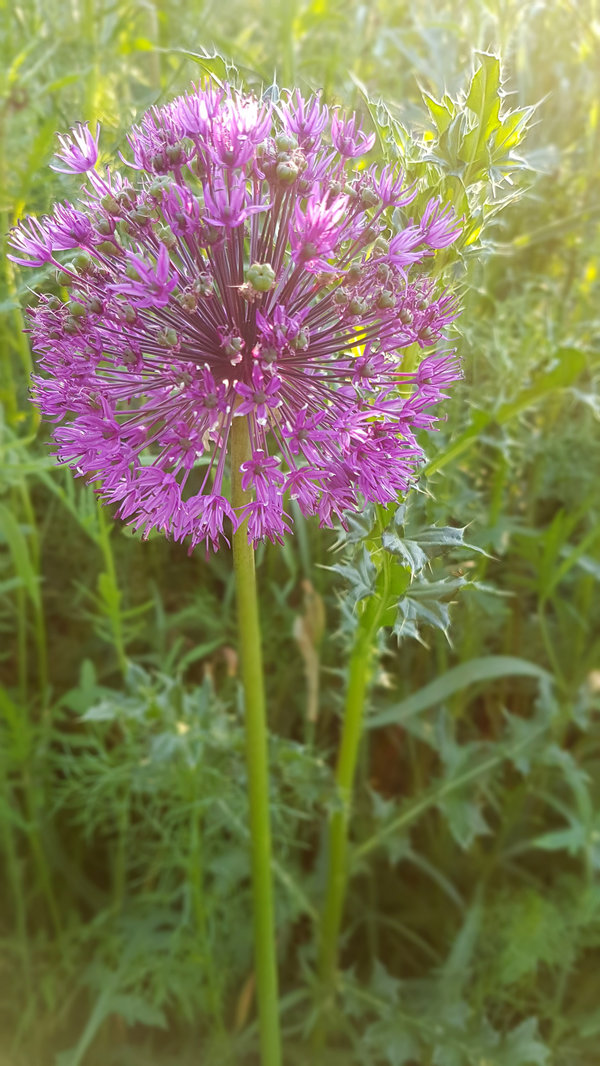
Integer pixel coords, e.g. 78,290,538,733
441,794,490,849
382,530,428,575
498,1018,550,1065
465,52,502,132
422,90,454,136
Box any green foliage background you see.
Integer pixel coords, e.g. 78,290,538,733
1,1,599,1064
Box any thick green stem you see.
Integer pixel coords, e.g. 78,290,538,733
230,416,282,1066
316,591,385,1030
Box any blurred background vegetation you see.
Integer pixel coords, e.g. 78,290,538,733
1,1,599,1064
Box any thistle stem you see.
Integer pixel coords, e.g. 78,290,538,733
316,591,385,1033
230,415,282,1066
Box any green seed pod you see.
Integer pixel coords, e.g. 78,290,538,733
193,273,213,297
291,328,309,350
166,143,184,165
157,327,178,348
246,262,276,293
373,236,389,256
119,303,137,325
346,263,362,285
334,288,350,307
376,290,395,310
96,240,119,257
70,302,87,319
177,290,198,312
275,132,297,153
276,160,299,185
101,194,121,216
154,223,177,250
96,217,113,236
73,252,93,273
360,187,379,208
56,269,73,287
348,297,368,316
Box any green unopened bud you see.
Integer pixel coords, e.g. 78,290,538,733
88,296,103,314
125,262,140,281
56,270,73,287
373,236,389,256
246,261,276,293
70,301,87,318
334,288,350,307
47,296,62,311
276,161,298,185
96,218,113,236
415,298,428,311
400,307,413,325
63,317,78,334
420,327,436,344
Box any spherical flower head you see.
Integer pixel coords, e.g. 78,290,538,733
10,84,462,552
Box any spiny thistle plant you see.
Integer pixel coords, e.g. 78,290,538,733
8,82,463,1066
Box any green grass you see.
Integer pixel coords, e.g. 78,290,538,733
1,1,599,1064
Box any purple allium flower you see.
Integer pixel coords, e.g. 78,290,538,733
9,85,462,551
50,122,100,174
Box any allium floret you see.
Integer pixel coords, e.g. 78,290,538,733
9,84,463,551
